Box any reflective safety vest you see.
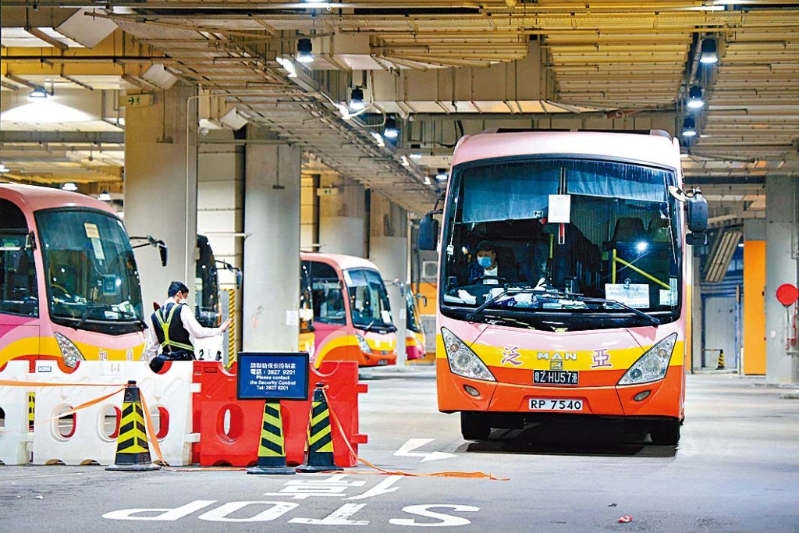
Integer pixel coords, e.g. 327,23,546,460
152,303,194,354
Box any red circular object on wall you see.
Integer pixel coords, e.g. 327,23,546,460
776,283,799,306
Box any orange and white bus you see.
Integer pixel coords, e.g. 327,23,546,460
419,130,707,445
405,289,427,361
0,184,164,369
302,252,397,368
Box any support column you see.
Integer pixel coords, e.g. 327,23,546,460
765,175,799,383
319,176,366,256
242,138,301,352
742,219,767,375
690,253,701,372
197,131,245,358
124,84,198,310
369,194,408,366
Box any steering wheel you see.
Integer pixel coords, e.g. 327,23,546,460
471,275,509,285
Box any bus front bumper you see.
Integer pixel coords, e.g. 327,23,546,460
436,358,683,419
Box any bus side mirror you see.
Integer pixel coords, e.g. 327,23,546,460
235,269,242,290
686,191,708,233
418,213,439,251
158,243,168,267
685,190,708,247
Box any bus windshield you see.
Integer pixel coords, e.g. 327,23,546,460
36,208,145,334
344,268,394,331
441,157,681,331
406,290,423,333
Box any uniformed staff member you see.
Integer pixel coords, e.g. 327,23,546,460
143,281,231,372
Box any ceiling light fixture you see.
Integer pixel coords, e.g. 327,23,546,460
435,168,448,181
0,164,9,174
62,182,78,191
681,117,698,138
350,87,365,111
383,116,399,139
699,38,719,64
99,191,111,201
409,153,422,160
297,38,314,64
28,86,51,99
686,85,705,110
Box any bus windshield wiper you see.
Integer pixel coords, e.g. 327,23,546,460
576,296,660,326
75,303,111,329
76,303,147,330
467,286,539,320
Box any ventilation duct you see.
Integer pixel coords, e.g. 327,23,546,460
703,229,742,283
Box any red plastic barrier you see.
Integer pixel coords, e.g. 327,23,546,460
192,360,367,467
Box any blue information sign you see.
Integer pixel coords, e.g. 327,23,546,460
237,352,310,401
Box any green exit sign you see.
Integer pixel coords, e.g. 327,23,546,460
118,94,153,107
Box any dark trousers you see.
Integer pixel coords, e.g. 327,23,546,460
149,350,194,372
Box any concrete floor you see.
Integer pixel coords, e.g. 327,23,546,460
1,370,798,532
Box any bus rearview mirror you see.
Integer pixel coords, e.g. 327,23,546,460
418,213,439,251
158,243,168,267
686,191,708,233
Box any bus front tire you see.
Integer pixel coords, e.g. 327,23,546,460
460,412,491,441
649,420,681,445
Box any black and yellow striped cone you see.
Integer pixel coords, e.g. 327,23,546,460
28,392,35,431
296,383,342,473
717,349,725,370
247,400,295,475
106,380,161,472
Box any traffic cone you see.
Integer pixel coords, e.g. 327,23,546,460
297,383,342,473
716,349,725,370
106,380,161,471
247,400,296,475
27,392,35,431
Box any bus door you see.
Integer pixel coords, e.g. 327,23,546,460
299,262,315,359
0,199,40,366
305,259,352,366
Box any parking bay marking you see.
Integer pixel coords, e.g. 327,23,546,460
103,500,480,526
394,438,456,462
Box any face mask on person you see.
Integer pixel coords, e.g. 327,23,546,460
478,256,493,268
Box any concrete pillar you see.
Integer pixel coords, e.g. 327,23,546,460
124,84,198,310
369,194,409,366
197,132,245,357
765,175,799,383
742,219,766,375
242,138,301,352
319,176,366,256
198,133,245,286
690,253,701,372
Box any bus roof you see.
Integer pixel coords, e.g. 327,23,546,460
452,130,681,170
0,183,117,216
301,252,381,273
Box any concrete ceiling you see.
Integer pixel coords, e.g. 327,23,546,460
2,1,799,219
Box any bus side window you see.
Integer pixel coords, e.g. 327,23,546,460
6,249,36,299
0,199,38,317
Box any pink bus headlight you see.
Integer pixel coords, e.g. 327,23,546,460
441,327,495,382
54,332,86,368
356,334,373,354
617,333,677,386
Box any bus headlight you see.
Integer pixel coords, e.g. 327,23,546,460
618,333,677,386
54,332,86,368
441,327,495,382
356,334,373,354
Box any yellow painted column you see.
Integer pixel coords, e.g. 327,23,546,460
743,240,766,375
